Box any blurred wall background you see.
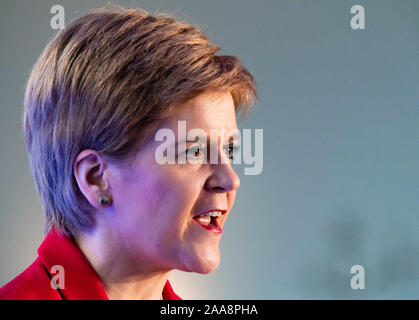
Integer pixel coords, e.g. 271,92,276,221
0,0,418,299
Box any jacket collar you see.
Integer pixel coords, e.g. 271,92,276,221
37,228,181,300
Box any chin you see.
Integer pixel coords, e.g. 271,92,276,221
194,257,220,274
179,246,221,274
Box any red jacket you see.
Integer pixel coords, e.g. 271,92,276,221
0,229,181,300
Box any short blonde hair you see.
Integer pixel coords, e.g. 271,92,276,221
23,6,257,236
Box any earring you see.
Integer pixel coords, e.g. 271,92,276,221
98,195,111,206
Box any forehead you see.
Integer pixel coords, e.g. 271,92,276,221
163,90,238,132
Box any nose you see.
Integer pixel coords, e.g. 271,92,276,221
204,163,241,193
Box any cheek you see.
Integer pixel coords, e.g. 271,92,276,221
117,166,203,235
153,173,202,233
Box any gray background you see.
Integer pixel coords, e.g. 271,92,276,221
0,0,418,299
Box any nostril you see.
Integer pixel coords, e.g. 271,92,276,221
204,165,240,192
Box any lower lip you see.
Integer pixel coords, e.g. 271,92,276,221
193,217,222,234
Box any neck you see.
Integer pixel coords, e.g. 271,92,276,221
102,271,169,300
74,225,170,300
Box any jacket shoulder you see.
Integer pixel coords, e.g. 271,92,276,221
0,257,61,300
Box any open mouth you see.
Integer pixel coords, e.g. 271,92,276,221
193,210,226,234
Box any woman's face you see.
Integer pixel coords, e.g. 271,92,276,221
104,90,241,274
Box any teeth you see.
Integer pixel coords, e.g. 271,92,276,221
198,211,222,218
210,211,222,217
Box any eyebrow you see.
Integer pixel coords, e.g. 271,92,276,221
174,129,240,148
175,136,206,146
228,131,240,142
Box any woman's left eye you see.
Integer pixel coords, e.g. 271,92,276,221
225,143,237,160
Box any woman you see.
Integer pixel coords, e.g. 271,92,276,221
0,6,256,300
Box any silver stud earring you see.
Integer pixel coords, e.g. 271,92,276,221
98,195,111,206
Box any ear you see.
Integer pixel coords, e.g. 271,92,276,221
74,149,111,209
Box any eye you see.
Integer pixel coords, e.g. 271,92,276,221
186,145,204,161
224,142,238,160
